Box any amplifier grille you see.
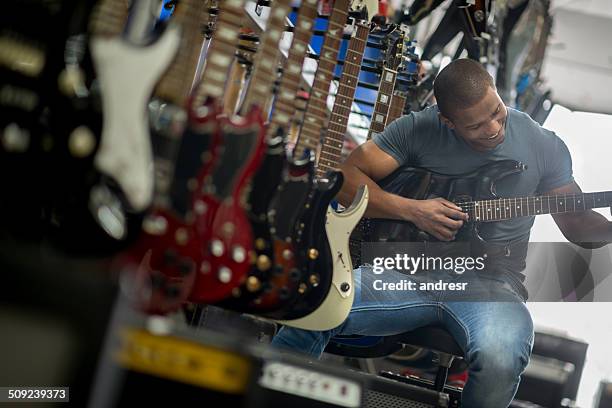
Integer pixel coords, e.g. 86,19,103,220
364,389,437,408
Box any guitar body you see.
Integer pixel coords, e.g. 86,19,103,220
217,134,287,309
278,182,369,330
90,23,181,211
189,107,266,303
353,160,525,257
116,209,199,315
252,157,315,312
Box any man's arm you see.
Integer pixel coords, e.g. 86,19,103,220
548,181,612,248
337,140,468,241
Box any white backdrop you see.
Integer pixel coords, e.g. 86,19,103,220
527,105,612,407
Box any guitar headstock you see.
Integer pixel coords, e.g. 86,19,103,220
349,0,379,22
380,24,408,71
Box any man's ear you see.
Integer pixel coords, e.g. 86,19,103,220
438,112,455,129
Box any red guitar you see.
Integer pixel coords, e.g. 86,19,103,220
115,0,212,315
188,1,293,303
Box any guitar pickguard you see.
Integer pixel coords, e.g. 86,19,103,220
91,23,181,211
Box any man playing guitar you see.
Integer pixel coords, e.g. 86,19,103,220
272,59,612,407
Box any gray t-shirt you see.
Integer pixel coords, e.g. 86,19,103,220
373,105,574,243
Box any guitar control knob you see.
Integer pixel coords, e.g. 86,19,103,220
218,267,232,283
246,276,262,292
282,249,293,260
194,200,208,214
340,282,350,292
232,246,246,263
175,228,189,245
308,248,319,260
143,215,168,235
298,283,307,294
2,123,30,153
309,274,320,287
256,255,272,271
68,126,96,158
255,238,266,251
210,240,224,257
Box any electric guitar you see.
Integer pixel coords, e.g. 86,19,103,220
262,0,378,325
277,24,412,329
114,0,209,315
91,0,181,212
216,0,321,310
357,159,612,250
253,0,353,317
188,0,293,303
275,20,378,330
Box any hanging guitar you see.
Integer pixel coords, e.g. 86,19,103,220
187,0,295,303
0,0,100,244
215,0,321,311
274,22,374,328
259,0,378,324
349,24,414,266
277,24,412,330
114,0,209,315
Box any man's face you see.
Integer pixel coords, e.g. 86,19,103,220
440,86,508,152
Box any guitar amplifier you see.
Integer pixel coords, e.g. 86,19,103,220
90,317,449,407
514,330,588,407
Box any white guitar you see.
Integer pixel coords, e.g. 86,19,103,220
90,0,181,211
277,0,378,330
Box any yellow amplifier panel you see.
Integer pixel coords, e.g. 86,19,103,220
115,329,252,394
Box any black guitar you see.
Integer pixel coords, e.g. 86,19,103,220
352,159,612,264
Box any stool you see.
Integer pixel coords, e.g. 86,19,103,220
325,326,465,392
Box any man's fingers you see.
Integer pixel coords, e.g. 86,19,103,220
438,216,463,230
438,198,463,212
441,205,469,221
434,226,456,241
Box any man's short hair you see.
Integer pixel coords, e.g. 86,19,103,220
433,58,495,120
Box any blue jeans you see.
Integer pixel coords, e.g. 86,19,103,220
272,267,534,408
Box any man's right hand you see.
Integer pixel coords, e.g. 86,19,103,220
405,198,469,241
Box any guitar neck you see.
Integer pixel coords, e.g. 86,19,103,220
89,0,128,37
193,0,245,106
265,0,318,141
240,0,292,117
367,66,398,140
293,0,350,159
387,91,406,124
316,21,369,179
154,0,208,106
463,191,612,222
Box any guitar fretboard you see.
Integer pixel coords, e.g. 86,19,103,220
293,0,349,159
154,0,208,106
193,0,245,106
89,0,128,37
460,191,612,222
265,0,318,141
240,0,292,117
387,91,406,124
316,21,369,179
367,67,397,140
